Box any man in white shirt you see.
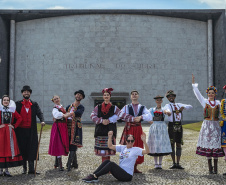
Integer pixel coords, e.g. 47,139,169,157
165,90,192,169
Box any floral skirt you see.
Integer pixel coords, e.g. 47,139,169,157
196,120,224,157
94,136,116,156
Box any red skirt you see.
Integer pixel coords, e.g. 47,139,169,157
48,122,69,156
120,124,144,164
0,125,23,168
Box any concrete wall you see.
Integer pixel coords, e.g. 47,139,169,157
14,14,208,122
214,12,226,99
0,16,9,96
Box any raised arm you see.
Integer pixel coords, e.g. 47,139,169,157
192,74,206,108
141,132,149,155
108,131,116,151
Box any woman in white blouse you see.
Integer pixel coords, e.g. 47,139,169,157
192,74,224,174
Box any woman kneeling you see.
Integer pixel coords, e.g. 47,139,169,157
82,131,149,183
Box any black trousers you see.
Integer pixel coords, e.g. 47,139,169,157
15,128,31,161
94,160,132,182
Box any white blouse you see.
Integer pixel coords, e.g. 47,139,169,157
52,105,64,119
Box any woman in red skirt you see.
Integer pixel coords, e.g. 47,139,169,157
0,95,23,177
48,95,69,171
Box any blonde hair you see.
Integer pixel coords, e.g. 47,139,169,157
51,95,60,102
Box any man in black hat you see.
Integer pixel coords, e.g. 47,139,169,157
165,90,192,169
65,90,85,171
15,85,45,174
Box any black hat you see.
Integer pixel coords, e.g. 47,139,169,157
154,95,164,99
21,85,32,94
74,90,85,99
165,90,176,98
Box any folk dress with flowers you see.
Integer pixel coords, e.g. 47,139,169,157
147,107,172,156
192,83,224,157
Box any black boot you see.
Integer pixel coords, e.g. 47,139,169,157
22,160,27,174
213,159,218,174
208,159,213,174
28,161,40,175
54,157,59,169
67,151,75,172
58,157,64,171
72,152,78,169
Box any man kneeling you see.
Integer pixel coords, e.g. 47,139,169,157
82,131,149,183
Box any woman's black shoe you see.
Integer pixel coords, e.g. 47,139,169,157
3,172,12,177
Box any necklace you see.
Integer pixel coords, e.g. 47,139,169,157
209,100,216,107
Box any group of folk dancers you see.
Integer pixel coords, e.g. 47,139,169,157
0,74,226,183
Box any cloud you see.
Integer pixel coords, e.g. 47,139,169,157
198,0,226,8
48,6,66,9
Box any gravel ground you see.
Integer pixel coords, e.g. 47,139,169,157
2,124,226,185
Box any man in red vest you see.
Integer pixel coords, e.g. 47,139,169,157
15,85,45,174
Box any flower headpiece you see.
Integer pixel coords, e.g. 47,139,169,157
102,88,113,96
206,86,217,94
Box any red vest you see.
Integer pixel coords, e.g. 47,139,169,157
19,105,32,128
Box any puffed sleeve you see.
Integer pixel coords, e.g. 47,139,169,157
52,108,63,119
90,105,103,124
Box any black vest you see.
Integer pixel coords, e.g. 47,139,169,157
94,104,117,137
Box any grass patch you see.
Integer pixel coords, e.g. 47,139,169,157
37,123,52,132
183,121,202,132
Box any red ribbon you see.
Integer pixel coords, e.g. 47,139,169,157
21,99,32,109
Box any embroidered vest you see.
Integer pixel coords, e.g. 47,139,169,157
204,103,219,121
128,104,144,117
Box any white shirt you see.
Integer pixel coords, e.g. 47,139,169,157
164,103,192,122
116,145,143,175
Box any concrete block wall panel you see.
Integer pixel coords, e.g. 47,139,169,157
214,12,226,99
0,16,9,97
14,14,208,122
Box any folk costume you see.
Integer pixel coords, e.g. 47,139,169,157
220,85,226,160
0,99,23,176
147,96,172,169
48,104,69,171
165,90,192,169
66,90,85,171
15,86,44,174
220,85,226,175
193,83,224,174
90,88,120,162
118,102,152,170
